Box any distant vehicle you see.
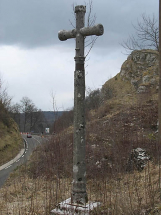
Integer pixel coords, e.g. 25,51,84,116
27,133,32,138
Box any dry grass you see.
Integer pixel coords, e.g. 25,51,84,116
0,170,71,215
1,161,161,214
0,95,159,214
89,162,161,214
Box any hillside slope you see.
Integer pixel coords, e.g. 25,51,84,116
85,49,159,160
0,102,23,166
0,49,160,214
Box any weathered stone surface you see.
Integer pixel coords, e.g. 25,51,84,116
51,198,101,215
126,148,150,172
137,85,148,94
120,49,159,92
142,75,151,84
150,78,157,85
131,79,140,89
156,85,159,92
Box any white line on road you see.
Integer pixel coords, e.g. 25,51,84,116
0,136,41,172
0,138,28,171
32,136,41,144
5,165,12,169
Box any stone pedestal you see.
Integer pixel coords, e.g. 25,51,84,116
51,198,101,215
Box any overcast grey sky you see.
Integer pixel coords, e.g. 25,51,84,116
0,0,159,111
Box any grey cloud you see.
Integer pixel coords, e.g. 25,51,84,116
0,0,158,49
0,0,72,48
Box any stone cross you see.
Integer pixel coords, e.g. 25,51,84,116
58,5,104,205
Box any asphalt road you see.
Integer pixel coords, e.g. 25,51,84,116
0,134,44,188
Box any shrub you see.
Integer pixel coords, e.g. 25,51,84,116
85,88,102,111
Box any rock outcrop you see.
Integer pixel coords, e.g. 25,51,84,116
126,148,151,172
120,49,159,93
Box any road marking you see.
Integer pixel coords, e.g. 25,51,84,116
0,135,41,171
32,136,41,144
5,165,12,169
16,159,20,163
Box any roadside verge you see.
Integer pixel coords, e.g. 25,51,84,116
0,139,27,171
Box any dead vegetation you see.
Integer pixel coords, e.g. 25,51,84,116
0,173,71,214
0,70,161,214
1,153,161,214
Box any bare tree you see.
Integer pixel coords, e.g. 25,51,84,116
122,14,159,53
0,76,12,111
10,103,21,128
10,97,44,132
20,97,33,132
29,107,43,132
20,97,44,132
84,0,98,58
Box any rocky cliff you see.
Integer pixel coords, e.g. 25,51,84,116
120,49,159,94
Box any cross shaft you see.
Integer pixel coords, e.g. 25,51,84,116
58,5,104,205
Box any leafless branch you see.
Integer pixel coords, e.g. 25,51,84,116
69,0,98,58
121,14,159,54
85,36,98,58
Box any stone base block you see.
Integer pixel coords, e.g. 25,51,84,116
51,198,101,215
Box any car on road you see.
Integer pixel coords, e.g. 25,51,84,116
27,133,32,138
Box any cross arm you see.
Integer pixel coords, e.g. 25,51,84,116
58,24,104,41
58,29,77,41
80,24,104,36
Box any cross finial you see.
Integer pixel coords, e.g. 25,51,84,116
75,5,86,13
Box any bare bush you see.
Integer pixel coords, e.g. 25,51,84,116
52,109,74,133
28,132,73,180
85,88,102,111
